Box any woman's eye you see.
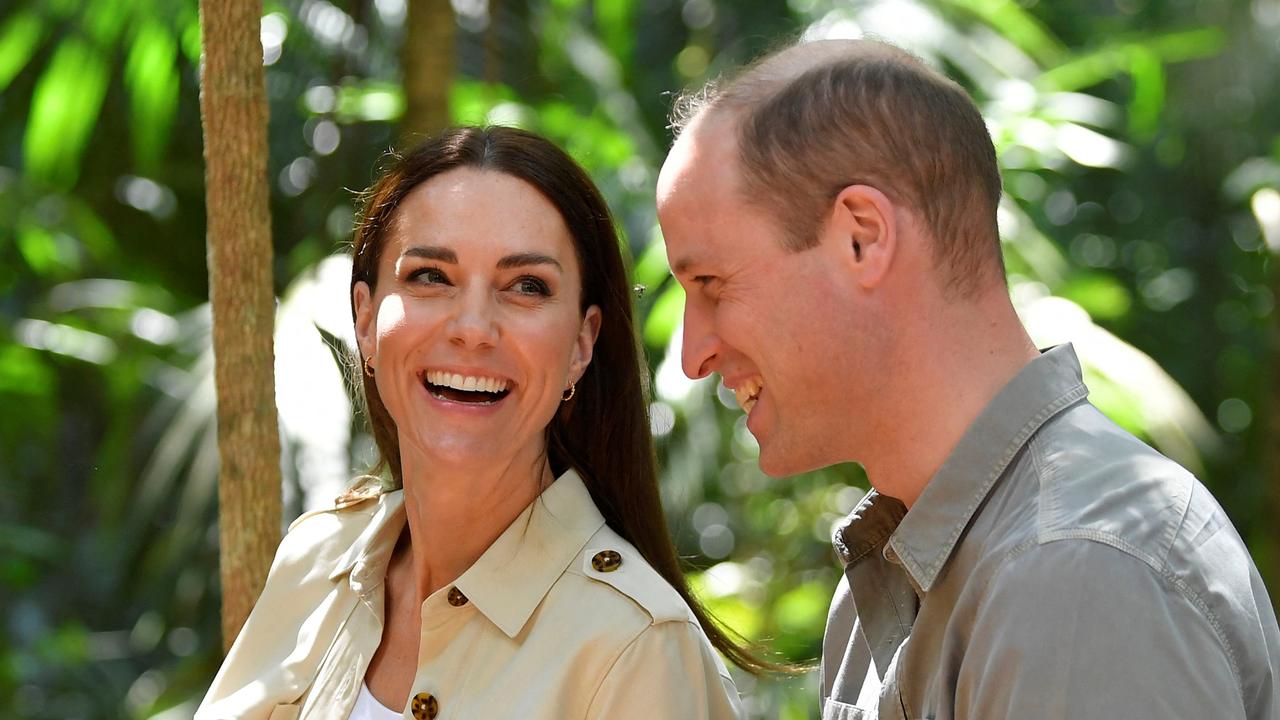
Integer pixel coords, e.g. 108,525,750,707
408,266,449,285
511,276,551,296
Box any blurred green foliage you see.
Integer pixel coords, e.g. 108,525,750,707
2,0,1278,718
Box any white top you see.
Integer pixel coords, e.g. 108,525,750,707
348,683,401,720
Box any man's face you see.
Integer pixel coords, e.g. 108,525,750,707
656,118,879,477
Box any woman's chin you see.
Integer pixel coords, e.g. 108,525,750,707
401,433,539,474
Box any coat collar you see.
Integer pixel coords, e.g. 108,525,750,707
326,469,606,639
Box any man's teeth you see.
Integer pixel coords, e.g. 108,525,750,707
733,378,763,412
425,371,509,393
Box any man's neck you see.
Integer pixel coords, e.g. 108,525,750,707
865,289,1039,509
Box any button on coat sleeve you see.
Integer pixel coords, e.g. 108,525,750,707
584,620,743,720
955,539,1242,720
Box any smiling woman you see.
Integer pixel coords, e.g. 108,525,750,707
195,127,768,720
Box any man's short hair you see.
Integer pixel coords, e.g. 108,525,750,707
672,39,1004,295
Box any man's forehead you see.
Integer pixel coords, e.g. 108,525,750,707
659,114,739,202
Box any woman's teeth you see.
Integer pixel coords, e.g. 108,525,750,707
425,371,509,393
734,378,763,413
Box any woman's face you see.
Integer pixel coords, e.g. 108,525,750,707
353,167,601,474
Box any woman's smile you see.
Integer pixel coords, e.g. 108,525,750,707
354,167,601,469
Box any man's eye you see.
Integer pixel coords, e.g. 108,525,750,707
408,267,449,284
512,276,551,296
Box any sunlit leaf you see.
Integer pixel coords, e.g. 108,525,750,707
0,345,55,397
24,38,111,189
336,81,405,123
690,572,765,641
632,234,671,289
1058,272,1132,321
1126,46,1164,140
450,80,518,126
1036,28,1224,92
0,11,47,95
82,0,130,46
594,0,636,67
939,0,1065,66
16,225,82,276
1082,365,1145,436
125,19,180,173
643,281,685,349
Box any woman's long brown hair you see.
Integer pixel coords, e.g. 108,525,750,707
349,126,787,675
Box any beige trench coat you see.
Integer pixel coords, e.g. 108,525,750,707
196,470,743,720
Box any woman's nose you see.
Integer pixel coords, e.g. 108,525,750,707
447,288,499,349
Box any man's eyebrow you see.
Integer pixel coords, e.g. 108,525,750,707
670,255,695,276
497,252,562,271
403,246,457,263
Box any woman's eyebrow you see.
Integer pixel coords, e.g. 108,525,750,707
403,245,458,263
497,252,562,271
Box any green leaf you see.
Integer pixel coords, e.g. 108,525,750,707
0,344,55,397
1036,28,1224,93
940,0,1065,66
1126,46,1164,141
450,80,517,126
1058,272,1132,321
16,225,81,276
24,38,111,189
642,281,684,349
690,572,764,641
125,19,180,173
81,0,131,47
595,0,636,67
0,11,47,95
1083,366,1145,437
336,81,406,123
632,233,671,289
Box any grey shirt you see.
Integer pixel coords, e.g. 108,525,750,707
821,345,1280,720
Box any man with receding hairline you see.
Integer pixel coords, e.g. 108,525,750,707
657,38,1280,719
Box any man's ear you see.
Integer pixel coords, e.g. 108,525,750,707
569,305,603,382
828,184,897,289
352,281,377,362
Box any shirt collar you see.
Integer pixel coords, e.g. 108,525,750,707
453,469,605,638
328,491,405,585
834,344,1090,592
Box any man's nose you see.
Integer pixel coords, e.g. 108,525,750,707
680,302,719,380
448,288,499,349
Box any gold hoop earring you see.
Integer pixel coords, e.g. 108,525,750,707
363,356,375,377
562,382,575,402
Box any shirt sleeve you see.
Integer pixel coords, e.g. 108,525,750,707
955,539,1244,720
585,620,744,720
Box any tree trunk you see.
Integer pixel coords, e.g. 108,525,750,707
198,0,283,652
401,0,454,139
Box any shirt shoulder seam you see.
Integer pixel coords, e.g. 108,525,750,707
989,532,1244,698
582,624,652,715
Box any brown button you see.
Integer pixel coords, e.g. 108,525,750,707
447,586,468,606
591,549,622,572
411,692,439,719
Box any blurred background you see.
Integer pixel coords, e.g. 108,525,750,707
2,0,1279,717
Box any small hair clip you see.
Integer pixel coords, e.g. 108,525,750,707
632,284,646,298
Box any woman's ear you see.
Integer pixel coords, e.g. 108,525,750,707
353,281,377,362
828,184,897,290
569,305,603,382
